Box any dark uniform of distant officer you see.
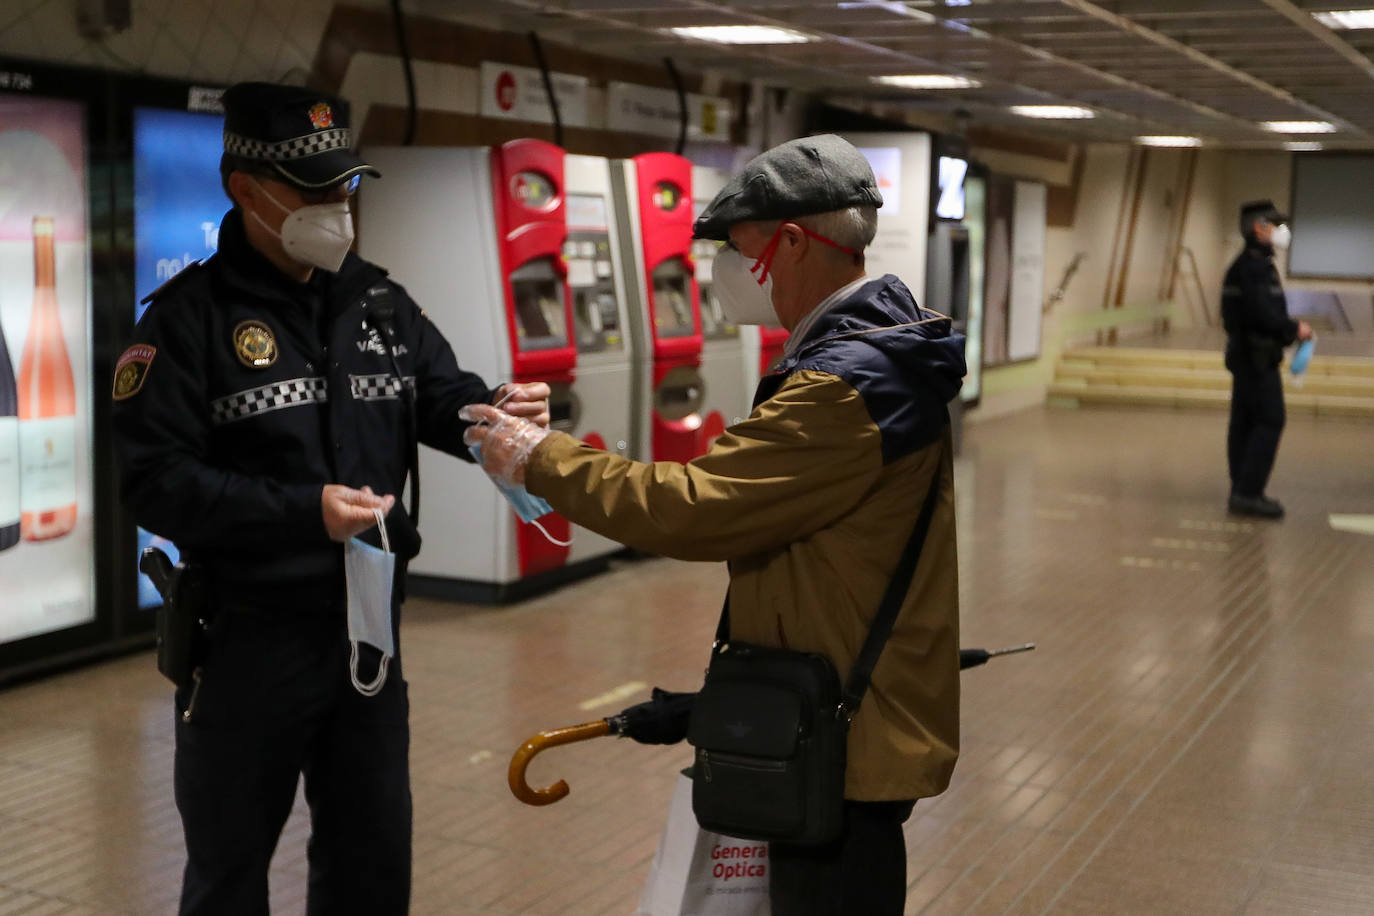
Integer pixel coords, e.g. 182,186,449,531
112,82,550,915
1221,200,1311,519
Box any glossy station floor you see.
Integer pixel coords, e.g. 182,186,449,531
3,405,1374,915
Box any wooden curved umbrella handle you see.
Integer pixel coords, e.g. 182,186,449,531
508,719,611,806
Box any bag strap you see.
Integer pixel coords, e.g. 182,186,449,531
839,441,944,720
713,429,948,722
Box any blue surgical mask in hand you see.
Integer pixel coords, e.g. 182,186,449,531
1290,337,1315,382
468,443,569,543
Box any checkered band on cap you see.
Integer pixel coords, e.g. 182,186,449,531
350,374,416,402
211,377,329,426
223,128,353,162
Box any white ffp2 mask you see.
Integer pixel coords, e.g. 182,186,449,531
1271,224,1292,250
249,177,356,272
711,245,781,327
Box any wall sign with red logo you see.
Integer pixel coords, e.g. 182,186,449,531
479,62,589,127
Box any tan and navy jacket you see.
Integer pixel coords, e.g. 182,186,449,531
526,274,966,801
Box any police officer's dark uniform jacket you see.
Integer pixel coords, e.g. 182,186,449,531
1222,240,1299,371
116,207,490,606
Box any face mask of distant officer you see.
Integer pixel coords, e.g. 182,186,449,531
248,176,356,272
1271,224,1292,250
711,222,860,326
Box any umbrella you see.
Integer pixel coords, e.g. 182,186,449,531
508,644,1035,806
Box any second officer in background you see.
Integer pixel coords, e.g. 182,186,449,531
1221,199,1312,520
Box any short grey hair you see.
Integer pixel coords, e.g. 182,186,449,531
760,206,879,254
794,206,879,251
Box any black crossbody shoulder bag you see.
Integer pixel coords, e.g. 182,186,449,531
687,451,946,846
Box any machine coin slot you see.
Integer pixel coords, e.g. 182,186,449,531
511,257,568,351
693,238,737,341
651,257,695,339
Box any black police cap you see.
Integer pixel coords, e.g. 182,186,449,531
1240,199,1288,232
693,134,883,241
221,82,379,190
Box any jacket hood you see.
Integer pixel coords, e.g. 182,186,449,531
792,274,967,405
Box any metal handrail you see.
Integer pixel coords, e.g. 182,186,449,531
1176,247,1212,328
1045,252,1087,314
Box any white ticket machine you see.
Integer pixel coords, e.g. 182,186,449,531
691,165,750,442
359,140,583,602
562,154,635,565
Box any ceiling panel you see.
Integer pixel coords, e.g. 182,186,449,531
428,0,1374,145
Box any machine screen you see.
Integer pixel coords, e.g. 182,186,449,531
650,257,696,339
565,230,621,353
510,257,569,351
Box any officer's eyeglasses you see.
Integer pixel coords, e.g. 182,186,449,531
298,174,362,206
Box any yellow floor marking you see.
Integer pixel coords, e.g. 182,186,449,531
468,750,494,765
1329,514,1374,536
577,681,649,712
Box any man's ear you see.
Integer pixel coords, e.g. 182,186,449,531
778,222,807,258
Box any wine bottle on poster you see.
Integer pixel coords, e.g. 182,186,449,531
17,216,78,542
0,299,19,551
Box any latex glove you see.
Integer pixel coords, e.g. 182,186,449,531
494,381,552,428
460,403,550,487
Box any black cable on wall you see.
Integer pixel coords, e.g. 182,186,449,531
389,0,417,145
663,57,688,155
528,32,563,148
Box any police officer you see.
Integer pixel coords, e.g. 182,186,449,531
112,82,549,914
1221,199,1312,520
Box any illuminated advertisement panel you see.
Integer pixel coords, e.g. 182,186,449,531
0,92,96,644
131,105,223,607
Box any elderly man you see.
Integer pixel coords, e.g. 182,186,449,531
464,134,964,915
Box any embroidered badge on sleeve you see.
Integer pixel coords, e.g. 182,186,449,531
113,344,157,400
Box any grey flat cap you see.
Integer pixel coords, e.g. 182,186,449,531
693,134,883,241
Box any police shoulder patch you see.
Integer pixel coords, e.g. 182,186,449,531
233,320,278,369
113,344,157,400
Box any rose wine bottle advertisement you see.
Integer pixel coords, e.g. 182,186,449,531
18,216,77,541
0,92,96,645
0,300,18,552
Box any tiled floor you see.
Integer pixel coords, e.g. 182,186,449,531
3,404,1374,914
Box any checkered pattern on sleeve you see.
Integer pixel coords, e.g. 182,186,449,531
211,377,329,426
350,374,416,402
223,128,352,161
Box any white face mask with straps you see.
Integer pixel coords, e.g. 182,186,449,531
247,176,355,273
345,508,394,696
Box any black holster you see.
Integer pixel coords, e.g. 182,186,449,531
139,547,210,688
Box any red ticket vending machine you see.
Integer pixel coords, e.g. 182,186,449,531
690,165,750,446
611,153,705,464
358,140,579,601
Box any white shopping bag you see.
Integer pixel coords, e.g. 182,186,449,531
637,770,771,916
